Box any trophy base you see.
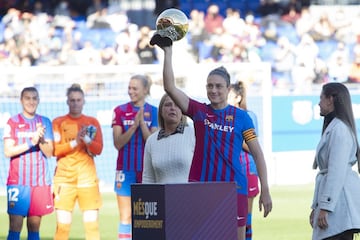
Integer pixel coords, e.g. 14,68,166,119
150,34,173,47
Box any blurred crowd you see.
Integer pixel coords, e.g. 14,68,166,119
0,0,360,92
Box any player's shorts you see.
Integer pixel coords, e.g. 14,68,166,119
247,174,259,198
237,194,248,227
114,170,142,196
53,183,102,211
7,185,53,217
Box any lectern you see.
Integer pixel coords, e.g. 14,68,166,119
131,182,237,240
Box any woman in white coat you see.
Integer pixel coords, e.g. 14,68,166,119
310,82,360,240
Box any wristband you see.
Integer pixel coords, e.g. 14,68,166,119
70,140,78,148
83,135,92,144
26,138,34,148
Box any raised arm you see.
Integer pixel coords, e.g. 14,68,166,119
162,46,189,113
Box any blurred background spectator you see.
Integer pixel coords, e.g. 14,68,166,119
0,0,359,93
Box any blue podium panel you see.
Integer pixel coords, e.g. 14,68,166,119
131,182,238,240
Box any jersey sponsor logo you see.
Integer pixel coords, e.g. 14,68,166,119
46,205,53,209
123,119,135,126
125,112,133,116
203,119,234,132
18,124,26,128
17,131,33,138
123,120,151,127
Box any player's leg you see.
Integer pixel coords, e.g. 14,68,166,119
54,210,72,240
246,197,254,240
53,184,76,240
26,216,41,240
27,185,54,240
237,194,248,240
114,170,136,240
7,185,30,240
8,215,24,240
246,175,259,240
83,210,100,240
117,196,132,240
78,185,102,240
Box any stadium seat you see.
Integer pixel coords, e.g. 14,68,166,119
260,41,277,62
316,39,338,61
197,41,213,61
228,1,247,16
179,0,192,16
192,0,210,13
277,23,300,44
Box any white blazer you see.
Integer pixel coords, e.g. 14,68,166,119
312,118,360,240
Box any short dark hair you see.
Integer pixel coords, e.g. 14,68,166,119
21,87,38,99
208,66,230,87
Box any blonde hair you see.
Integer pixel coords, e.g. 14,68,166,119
66,83,84,97
158,93,187,129
130,75,152,96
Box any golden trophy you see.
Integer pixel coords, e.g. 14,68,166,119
150,8,189,47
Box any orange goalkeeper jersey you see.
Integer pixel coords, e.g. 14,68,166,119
52,114,103,187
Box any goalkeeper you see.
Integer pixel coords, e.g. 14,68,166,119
52,83,104,240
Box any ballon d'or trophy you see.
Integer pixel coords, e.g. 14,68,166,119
150,8,189,47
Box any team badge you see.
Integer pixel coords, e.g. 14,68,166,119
86,125,97,139
144,112,150,118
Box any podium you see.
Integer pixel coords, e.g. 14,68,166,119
131,182,237,240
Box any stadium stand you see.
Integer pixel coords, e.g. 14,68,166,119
0,0,359,92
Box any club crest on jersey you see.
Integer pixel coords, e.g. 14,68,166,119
225,115,234,122
144,112,150,118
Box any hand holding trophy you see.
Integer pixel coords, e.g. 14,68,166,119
150,8,189,48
